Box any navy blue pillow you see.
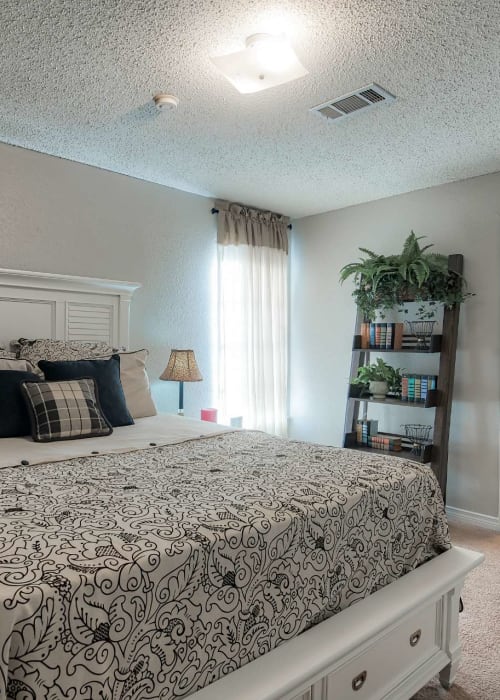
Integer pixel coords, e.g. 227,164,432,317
0,370,41,437
38,355,134,427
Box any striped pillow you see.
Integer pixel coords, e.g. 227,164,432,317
21,378,113,442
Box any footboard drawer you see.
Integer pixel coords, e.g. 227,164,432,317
326,602,440,699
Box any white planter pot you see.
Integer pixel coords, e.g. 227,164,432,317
369,380,388,399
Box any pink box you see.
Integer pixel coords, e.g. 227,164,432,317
201,408,218,422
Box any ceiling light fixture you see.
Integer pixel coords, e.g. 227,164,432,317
210,33,308,94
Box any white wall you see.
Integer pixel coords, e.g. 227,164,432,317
290,173,500,520
0,142,217,417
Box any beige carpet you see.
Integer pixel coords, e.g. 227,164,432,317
412,522,500,700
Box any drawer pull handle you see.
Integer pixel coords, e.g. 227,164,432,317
352,670,367,691
410,629,422,647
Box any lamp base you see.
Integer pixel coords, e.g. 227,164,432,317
178,381,184,416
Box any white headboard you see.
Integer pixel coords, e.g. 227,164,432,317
0,268,141,350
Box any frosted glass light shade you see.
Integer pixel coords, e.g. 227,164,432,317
211,34,308,94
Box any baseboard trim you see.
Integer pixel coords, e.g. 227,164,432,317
446,505,500,532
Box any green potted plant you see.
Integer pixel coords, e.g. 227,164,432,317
339,232,472,320
351,358,403,399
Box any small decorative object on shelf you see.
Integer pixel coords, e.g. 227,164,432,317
351,358,403,399
402,424,432,457
405,320,436,350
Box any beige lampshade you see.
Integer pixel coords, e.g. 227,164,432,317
160,349,202,382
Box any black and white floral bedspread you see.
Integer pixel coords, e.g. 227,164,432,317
0,431,450,700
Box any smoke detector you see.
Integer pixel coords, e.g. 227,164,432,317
153,93,179,110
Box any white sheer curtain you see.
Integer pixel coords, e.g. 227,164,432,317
216,201,288,436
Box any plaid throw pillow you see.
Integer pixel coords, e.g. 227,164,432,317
21,378,113,442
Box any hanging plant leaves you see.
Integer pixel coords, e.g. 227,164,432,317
339,233,473,320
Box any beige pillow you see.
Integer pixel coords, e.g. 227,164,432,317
118,350,157,419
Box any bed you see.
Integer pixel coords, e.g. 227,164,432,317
0,268,483,700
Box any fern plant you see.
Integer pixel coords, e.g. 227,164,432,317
339,232,472,320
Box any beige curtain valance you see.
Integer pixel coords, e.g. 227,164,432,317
215,200,289,254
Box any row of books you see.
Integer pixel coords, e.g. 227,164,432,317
355,420,404,452
360,322,404,350
366,435,403,452
354,420,433,454
355,419,378,444
401,374,438,402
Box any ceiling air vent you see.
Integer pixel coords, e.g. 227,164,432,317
311,83,395,122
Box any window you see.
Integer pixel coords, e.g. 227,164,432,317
216,202,288,435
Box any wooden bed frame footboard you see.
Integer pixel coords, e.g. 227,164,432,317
193,546,483,700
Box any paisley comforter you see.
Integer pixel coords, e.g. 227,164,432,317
0,430,450,700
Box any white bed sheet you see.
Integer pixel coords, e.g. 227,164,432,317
0,413,232,469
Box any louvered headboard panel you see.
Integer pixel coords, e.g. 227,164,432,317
0,269,141,351
66,302,114,344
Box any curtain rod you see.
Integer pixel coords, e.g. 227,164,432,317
211,207,292,230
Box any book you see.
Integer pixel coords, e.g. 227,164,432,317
402,334,420,349
393,323,404,350
380,323,387,348
408,375,416,401
421,376,428,401
401,375,409,401
385,323,394,349
360,323,370,349
415,376,421,402
369,323,376,348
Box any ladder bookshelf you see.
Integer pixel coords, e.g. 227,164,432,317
343,254,463,501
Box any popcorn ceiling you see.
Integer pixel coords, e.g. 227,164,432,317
0,0,498,218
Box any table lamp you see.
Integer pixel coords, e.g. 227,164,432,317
160,349,202,415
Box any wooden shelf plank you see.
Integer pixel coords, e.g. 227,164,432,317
344,431,433,464
352,334,442,353
348,389,439,408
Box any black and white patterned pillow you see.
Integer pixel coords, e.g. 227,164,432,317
17,339,119,367
21,378,113,442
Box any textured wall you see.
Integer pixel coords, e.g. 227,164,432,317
0,142,217,416
290,172,500,519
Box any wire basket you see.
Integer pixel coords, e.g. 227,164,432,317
405,320,436,350
401,423,432,456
